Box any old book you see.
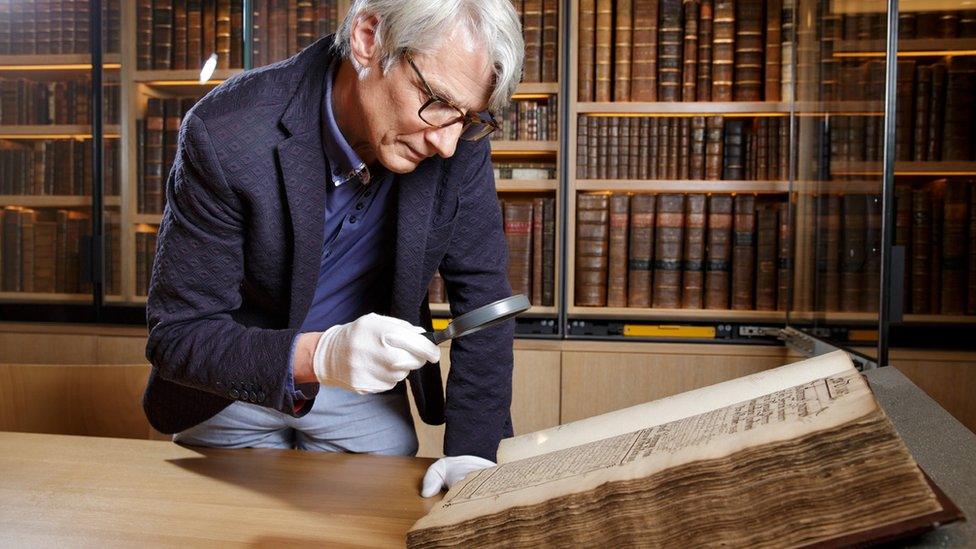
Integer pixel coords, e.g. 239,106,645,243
628,115,640,178
202,0,216,64
657,0,683,102
163,98,182,196
704,116,723,180
780,1,794,101
576,116,588,179
913,65,932,161
32,218,56,293
818,195,842,312
929,182,945,312
187,0,203,66
695,0,713,101
531,198,545,306
618,117,631,179
927,61,947,161
594,0,613,101
173,0,188,70
504,201,534,301
631,0,658,101
607,117,619,179
19,209,35,293
840,195,867,312
136,0,153,69
653,193,685,308
541,197,555,307
764,0,782,101
895,60,916,161
722,119,745,180
864,195,882,312
2,208,22,291
943,58,976,161
614,0,633,101
215,0,231,69
711,0,734,101
143,98,165,214
522,0,543,83
230,0,244,67
755,204,777,311
731,194,756,310
638,118,651,179
408,352,960,547
655,118,670,178
587,116,600,179
689,116,706,179
677,117,691,179
578,0,596,102
153,0,174,70
541,0,558,82
733,0,762,101
681,194,706,308
704,195,732,309
681,0,699,101
576,193,610,307
940,181,968,315
607,193,631,307
895,185,913,309
627,194,655,308
776,201,791,311
667,117,680,179
250,0,265,66
596,116,609,179
647,118,659,179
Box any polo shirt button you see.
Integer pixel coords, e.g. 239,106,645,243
355,202,364,210
229,389,240,399
349,216,357,224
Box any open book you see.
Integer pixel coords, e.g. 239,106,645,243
407,351,963,547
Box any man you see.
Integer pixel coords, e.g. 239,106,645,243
143,0,524,498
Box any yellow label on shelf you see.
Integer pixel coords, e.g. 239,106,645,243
622,325,716,338
431,318,451,331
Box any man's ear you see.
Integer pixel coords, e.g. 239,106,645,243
348,12,381,72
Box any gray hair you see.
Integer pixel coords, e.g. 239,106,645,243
333,0,524,112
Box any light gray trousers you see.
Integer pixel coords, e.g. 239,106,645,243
174,385,418,456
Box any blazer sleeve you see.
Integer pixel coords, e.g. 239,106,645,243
438,140,516,461
145,112,312,417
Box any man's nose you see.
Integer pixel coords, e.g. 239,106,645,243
425,122,464,158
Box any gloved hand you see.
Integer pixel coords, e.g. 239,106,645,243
312,313,441,394
421,455,496,497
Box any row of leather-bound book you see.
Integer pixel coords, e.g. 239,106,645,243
136,0,341,71
895,58,976,162
0,207,121,295
135,229,158,297
0,139,121,197
0,0,121,55
512,0,559,83
577,115,788,181
491,96,559,142
0,77,119,126
137,96,201,214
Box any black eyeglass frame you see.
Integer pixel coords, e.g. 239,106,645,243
404,52,500,142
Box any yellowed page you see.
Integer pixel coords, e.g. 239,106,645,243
497,350,854,463
411,365,873,533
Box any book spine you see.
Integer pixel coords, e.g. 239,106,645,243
840,195,867,312
631,0,659,101
652,193,685,308
764,0,782,101
576,193,610,307
689,116,706,180
969,189,976,314
532,197,545,305
542,197,555,306
705,194,733,309
504,200,534,300
594,0,613,101
173,0,188,70
927,62,947,161
705,116,723,180
731,194,756,310
696,0,713,101
755,204,778,310
628,193,655,308
940,181,968,314
203,0,216,66
913,65,931,161
187,0,202,67
681,0,699,101
578,0,596,102
230,0,244,67
144,98,165,214
153,0,173,70
681,193,706,308
895,60,916,161
734,0,763,101
577,116,589,179
711,0,734,101
943,58,976,160
930,182,945,312
608,193,631,307
722,119,745,180
780,1,794,101
658,0,684,102
523,0,543,83
864,195,882,312
542,0,558,82
215,0,231,69
614,0,633,101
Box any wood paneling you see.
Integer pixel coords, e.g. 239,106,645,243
561,344,799,423
887,350,976,435
0,363,155,439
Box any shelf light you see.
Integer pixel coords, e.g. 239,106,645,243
199,53,218,84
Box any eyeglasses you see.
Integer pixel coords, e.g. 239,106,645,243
405,53,499,142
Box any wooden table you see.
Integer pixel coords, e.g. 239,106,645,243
0,433,438,547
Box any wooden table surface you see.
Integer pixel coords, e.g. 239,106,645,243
0,431,439,547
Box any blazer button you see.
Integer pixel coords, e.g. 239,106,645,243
258,391,266,402
229,389,240,399
249,392,258,403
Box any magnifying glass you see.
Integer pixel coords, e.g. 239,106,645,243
423,294,531,344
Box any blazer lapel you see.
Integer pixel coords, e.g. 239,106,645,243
276,40,332,328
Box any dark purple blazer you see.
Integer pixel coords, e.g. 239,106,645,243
143,36,515,460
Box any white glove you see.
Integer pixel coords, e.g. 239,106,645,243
312,313,440,394
421,455,496,497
